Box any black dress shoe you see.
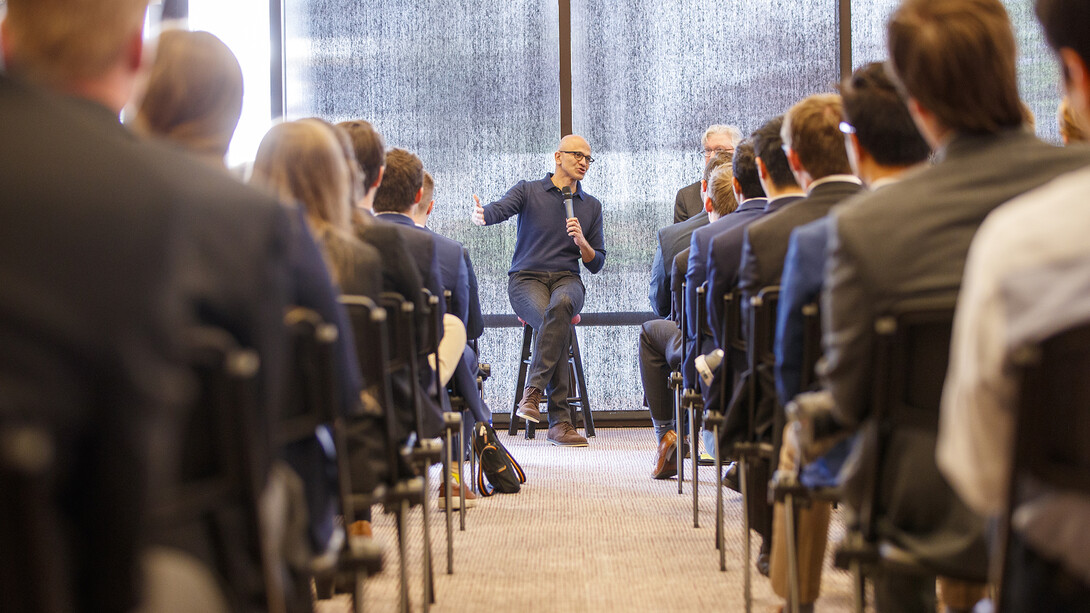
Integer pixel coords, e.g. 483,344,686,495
757,537,771,576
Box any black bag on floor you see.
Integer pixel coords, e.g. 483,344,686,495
472,422,525,496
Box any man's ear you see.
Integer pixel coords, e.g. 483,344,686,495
755,156,769,181
705,195,714,213
371,166,385,190
0,20,12,68
413,187,423,205
785,147,804,176
732,176,742,194
1061,47,1090,117
426,200,434,217
125,30,144,73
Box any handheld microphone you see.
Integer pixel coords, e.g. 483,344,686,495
562,186,574,219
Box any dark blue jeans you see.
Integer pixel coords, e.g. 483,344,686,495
508,271,585,427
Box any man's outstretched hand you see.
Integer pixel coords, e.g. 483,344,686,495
472,194,485,226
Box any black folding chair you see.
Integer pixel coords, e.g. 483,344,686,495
278,307,385,612
832,297,986,612
674,280,688,495
683,282,709,528
377,292,439,610
995,320,1090,611
0,425,66,613
150,326,289,613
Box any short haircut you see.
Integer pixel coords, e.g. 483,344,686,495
731,139,766,200
707,163,739,217
702,124,744,149
337,120,386,190
887,0,1023,134
422,171,435,204
752,116,800,190
782,93,852,179
703,149,733,185
840,62,930,166
135,30,243,160
373,148,423,214
4,0,149,86
1036,0,1090,69
1059,97,1088,143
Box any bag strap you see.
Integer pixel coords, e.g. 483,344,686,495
475,443,496,497
504,448,526,484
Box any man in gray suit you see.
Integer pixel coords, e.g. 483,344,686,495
672,124,742,223
818,0,1090,610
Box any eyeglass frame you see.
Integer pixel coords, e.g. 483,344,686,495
700,146,734,157
559,150,595,165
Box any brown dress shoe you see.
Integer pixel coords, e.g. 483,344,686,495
437,481,478,509
348,520,372,538
652,430,678,479
546,422,588,447
515,386,544,423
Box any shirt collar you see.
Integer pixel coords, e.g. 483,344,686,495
541,173,584,199
807,174,863,194
868,176,901,191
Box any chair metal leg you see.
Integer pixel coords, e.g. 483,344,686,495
353,573,366,613
740,454,752,613
676,385,685,495
570,328,594,436
396,502,410,613
786,494,800,613
443,428,454,575
689,400,699,529
457,422,466,531
851,560,865,613
420,468,434,609
510,324,533,436
715,424,725,572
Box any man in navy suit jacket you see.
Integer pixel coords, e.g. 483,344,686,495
374,150,467,388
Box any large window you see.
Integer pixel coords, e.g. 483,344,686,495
178,0,1069,414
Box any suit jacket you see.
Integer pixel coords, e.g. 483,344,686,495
773,216,830,406
373,212,447,328
673,179,704,223
649,211,708,317
462,247,484,340
738,178,863,324
0,76,293,612
424,227,471,328
823,129,1090,569
681,199,768,387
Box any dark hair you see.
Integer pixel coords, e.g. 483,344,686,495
373,148,423,214
888,0,1022,134
337,120,385,190
1036,0,1090,68
752,116,799,190
841,62,931,166
731,139,765,200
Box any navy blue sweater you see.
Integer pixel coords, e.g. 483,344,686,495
482,173,606,275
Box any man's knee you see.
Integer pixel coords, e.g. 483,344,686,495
548,292,575,317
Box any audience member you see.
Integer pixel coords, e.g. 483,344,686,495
767,61,931,613
639,150,736,478
2,0,295,609
373,149,467,387
674,124,743,223
818,0,1090,609
939,0,1090,609
472,135,605,447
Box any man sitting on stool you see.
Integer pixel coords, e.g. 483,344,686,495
472,135,606,447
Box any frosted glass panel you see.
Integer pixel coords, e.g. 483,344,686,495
851,0,1062,143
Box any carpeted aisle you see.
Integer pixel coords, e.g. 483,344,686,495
319,428,862,612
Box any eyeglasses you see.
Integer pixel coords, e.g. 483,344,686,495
701,147,734,156
560,151,595,165
839,121,856,135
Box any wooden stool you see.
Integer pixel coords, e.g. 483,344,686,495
508,315,594,439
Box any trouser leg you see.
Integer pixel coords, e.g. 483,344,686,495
875,572,936,613
639,319,682,440
770,424,832,605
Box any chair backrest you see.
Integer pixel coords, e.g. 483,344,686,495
420,288,443,402
863,296,956,539
748,286,780,369
338,295,399,488
0,426,66,613
277,308,339,448
726,287,746,354
694,282,707,390
997,320,1090,606
153,326,286,613
798,302,821,392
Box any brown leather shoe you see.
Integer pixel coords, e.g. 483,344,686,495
437,481,477,509
546,422,588,447
348,520,372,538
515,386,544,423
652,430,678,479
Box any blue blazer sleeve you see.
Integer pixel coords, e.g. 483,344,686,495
649,230,670,317
774,222,826,406
463,247,484,340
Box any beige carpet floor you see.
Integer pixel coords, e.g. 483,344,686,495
319,427,866,613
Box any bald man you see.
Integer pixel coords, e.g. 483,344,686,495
472,135,606,446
